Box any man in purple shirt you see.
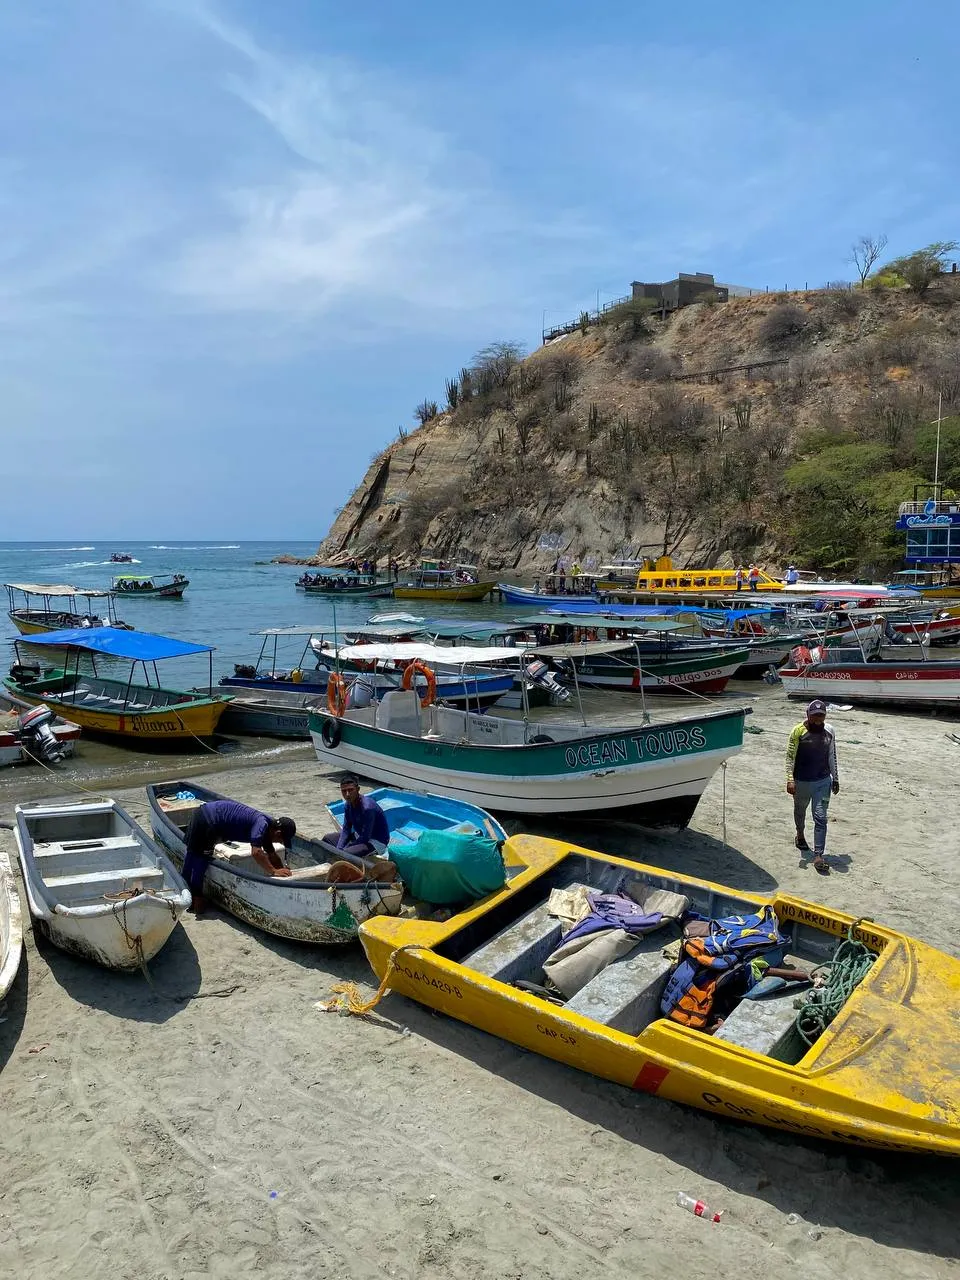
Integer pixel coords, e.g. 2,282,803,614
320,774,391,871
184,800,296,912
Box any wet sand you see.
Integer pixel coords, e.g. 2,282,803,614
1,692,959,1278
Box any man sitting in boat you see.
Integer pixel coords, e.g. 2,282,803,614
319,774,391,872
184,801,296,912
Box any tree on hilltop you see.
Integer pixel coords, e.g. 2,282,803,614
850,233,887,287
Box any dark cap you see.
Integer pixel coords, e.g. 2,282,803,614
274,817,296,848
806,699,827,717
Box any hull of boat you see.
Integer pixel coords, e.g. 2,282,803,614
394,582,496,601
147,782,404,944
360,835,960,1156
217,699,315,738
326,787,508,846
4,676,230,741
116,585,188,598
309,706,745,827
497,584,599,606
222,669,515,711
0,848,23,1000
303,584,395,597
780,662,960,706
14,799,190,970
570,647,749,693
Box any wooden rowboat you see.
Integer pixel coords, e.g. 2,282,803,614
147,781,404,944
359,834,960,1156
14,798,191,970
0,847,23,1001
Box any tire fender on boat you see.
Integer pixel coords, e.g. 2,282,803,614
321,717,342,749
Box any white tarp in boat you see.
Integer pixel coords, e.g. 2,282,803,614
326,640,633,665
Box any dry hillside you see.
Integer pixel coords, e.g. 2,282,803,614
317,278,960,574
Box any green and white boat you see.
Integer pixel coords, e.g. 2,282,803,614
308,641,746,828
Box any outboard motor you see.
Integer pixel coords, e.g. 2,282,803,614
524,659,571,703
17,705,66,763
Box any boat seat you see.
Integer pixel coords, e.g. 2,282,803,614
45,865,165,901
375,690,423,737
464,885,592,985
287,864,334,882
563,936,674,1035
714,987,803,1057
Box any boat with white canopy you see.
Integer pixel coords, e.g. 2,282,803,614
308,640,747,828
5,582,130,636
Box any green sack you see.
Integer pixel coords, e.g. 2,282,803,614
387,828,506,905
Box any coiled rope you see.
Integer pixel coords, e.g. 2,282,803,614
318,943,425,1016
794,919,877,1046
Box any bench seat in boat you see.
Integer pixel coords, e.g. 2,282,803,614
563,935,674,1034
45,864,166,902
463,885,592,984
714,984,803,1057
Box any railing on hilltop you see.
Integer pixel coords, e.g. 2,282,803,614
542,294,631,343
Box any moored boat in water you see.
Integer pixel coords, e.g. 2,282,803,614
5,581,130,636
14,797,191,970
358,833,960,1156
111,573,189,599
394,561,496,602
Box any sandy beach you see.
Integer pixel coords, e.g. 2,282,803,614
2,693,959,1279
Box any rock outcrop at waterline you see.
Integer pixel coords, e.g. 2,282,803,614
316,281,960,574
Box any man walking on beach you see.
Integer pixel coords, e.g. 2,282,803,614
785,700,840,875
183,802,296,912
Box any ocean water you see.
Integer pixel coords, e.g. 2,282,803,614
0,540,768,805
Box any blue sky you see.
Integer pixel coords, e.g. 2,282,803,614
1,0,956,540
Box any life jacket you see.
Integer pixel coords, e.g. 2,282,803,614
660,906,788,1028
661,953,744,1028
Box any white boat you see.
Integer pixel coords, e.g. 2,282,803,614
146,781,405,944
0,848,23,1001
307,640,747,828
14,798,191,970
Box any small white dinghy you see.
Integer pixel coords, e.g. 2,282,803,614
0,847,23,1000
14,798,191,970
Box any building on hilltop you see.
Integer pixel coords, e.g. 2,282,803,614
631,272,729,311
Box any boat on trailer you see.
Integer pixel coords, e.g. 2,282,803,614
5,581,130,636
146,781,404,944
359,833,960,1156
308,640,747,828
0,847,23,1000
14,798,191,970
4,627,232,742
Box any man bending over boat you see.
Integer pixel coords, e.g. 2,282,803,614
320,774,391,873
184,801,295,912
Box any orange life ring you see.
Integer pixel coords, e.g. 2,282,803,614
401,659,437,706
327,672,349,716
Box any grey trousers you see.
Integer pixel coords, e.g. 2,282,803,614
793,776,832,854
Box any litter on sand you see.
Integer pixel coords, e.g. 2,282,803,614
826,704,854,712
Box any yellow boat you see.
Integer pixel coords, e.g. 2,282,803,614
5,581,129,635
393,561,495,601
597,558,783,595
5,626,231,743
360,834,960,1156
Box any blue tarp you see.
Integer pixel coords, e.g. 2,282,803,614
19,626,213,660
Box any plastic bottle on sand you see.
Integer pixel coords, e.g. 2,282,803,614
676,1192,723,1222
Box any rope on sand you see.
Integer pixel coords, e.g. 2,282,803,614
317,943,425,1016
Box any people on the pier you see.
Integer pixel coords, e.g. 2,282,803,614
785,700,840,876
735,565,745,591
748,564,761,591
785,564,799,585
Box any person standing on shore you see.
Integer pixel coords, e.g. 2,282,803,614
785,700,840,875
735,565,745,592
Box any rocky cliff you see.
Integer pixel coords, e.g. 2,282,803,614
316,279,960,574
